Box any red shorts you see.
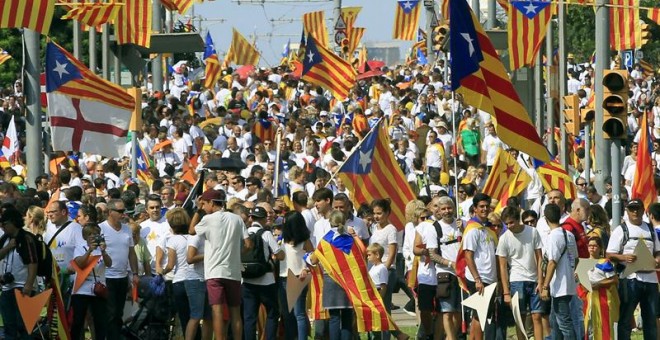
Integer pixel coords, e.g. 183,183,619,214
206,278,242,307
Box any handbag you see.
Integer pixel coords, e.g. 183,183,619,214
436,272,454,299
91,268,108,299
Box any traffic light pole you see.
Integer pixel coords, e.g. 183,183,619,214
546,22,555,156
594,0,610,195
426,4,435,65
611,139,622,227
558,2,568,168
25,30,44,187
585,123,591,183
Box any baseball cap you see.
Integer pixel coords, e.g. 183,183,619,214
626,199,644,210
249,206,267,219
200,189,226,202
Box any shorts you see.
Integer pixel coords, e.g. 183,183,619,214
509,281,543,314
417,284,437,312
206,278,241,307
417,278,460,313
184,280,212,319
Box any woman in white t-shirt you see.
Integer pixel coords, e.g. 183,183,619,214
71,224,113,340
369,199,399,313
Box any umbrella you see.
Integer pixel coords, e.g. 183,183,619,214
199,117,224,129
205,157,247,171
356,69,385,80
235,65,255,80
151,140,173,154
358,60,385,73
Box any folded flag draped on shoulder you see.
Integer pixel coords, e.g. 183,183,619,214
393,0,421,40
302,34,356,101
315,230,399,331
536,160,577,200
115,0,152,48
0,0,55,35
449,0,550,163
455,218,498,292
632,112,656,209
0,49,10,66
336,119,415,230
45,42,134,158
160,0,194,14
303,10,329,48
609,0,640,51
227,28,260,66
61,2,122,27
309,265,329,320
507,1,555,70
648,8,660,25
481,148,521,202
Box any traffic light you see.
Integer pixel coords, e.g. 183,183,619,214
341,38,350,54
640,23,651,47
601,70,629,139
581,107,595,125
562,94,580,136
432,24,449,52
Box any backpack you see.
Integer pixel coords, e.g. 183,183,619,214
227,148,242,161
241,228,271,279
619,221,657,255
395,154,408,175
433,221,459,257
0,231,54,279
541,227,570,275
191,93,203,111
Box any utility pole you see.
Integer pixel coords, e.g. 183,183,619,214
535,53,543,136
558,2,567,168
25,30,44,187
89,29,97,72
472,0,480,21
102,0,110,80
594,0,610,195
73,0,82,60
546,21,554,156
487,0,496,29
425,0,436,65
152,0,164,92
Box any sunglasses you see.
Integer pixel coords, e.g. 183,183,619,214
523,219,536,224
112,209,126,214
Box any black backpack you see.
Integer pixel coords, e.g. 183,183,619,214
227,149,242,161
241,228,271,279
0,231,54,279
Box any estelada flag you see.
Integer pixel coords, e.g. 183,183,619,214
481,148,521,202
393,0,421,41
536,161,577,200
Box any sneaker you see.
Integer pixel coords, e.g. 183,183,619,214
403,300,416,316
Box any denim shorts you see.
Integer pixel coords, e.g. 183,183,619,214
184,279,211,319
509,281,543,314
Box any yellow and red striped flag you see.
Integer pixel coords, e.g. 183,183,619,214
303,10,329,48
336,119,415,230
507,1,555,70
494,169,531,212
648,8,660,25
584,260,619,340
440,0,450,19
160,0,193,14
302,34,356,101
309,265,329,320
204,55,221,89
536,161,577,200
393,0,421,40
449,0,551,163
61,2,121,27
632,111,656,209
347,27,365,56
455,219,498,292
315,230,399,331
482,148,522,203
116,0,152,48
341,6,361,30
610,0,641,51
228,28,260,66
0,0,55,35
0,49,11,66
640,59,655,78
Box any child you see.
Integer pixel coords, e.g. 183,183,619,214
367,243,389,304
71,223,113,340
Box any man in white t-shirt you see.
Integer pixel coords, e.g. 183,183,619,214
606,199,660,340
139,195,171,274
45,201,85,273
497,207,544,340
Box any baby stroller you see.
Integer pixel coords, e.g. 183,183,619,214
122,276,174,340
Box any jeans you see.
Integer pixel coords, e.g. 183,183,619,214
106,277,128,339
173,281,191,336
618,278,658,340
328,308,354,340
71,294,108,340
242,282,279,340
569,294,584,339
0,288,29,340
551,295,576,340
278,278,308,339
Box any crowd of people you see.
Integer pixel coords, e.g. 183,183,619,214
0,53,657,340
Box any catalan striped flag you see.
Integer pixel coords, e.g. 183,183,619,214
160,0,194,14
357,45,367,69
507,1,554,70
315,230,399,331
227,28,260,66
632,111,656,208
455,218,498,292
341,6,361,30
449,0,551,163
482,148,522,203
47,262,71,339
309,265,329,320
583,259,619,340
0,0,55,34
347,27,365,56
536,161,577,200
135,141,153,183
440,0,450,19
204,55,221,89
648,8,660,25
336,119,415,230
494,169,531,212
303,10,329,48
302,34,356,101
61,2,121,27
393,0,421,40
640,59,655,78
0,49,10,66
116,0,152,48
610,0,640,51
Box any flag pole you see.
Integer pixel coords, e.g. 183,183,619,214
451,90,459,223
274,128,282,196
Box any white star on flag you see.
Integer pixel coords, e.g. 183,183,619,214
53,60,70,79
461,33,475,56
524,2,538,14
359,148,373,172
307,51,315,63
137,156,145,168
403,1,413,9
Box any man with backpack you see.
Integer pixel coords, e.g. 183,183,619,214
606,199,660,340
241,206,283,340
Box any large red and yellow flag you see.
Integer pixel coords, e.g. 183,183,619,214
610,0,641,51
482,148,521,202
494,169,532,212
449,0,551,162
204,54,221,89
302,34,356,101
315,230,399,331
303,10,329,48
61,2,121,27
393,0,421,40
0,0,55,34
116,0,152,48
336,119,415,230
632,111,656,208
227,28,260,66
341,6,361,30
0,49,11,66
160,0,194,14
648,8,660,25
347,27,365,56
536,161,577,200
507,1,555,70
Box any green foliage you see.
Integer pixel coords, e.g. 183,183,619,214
564,5,596,62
